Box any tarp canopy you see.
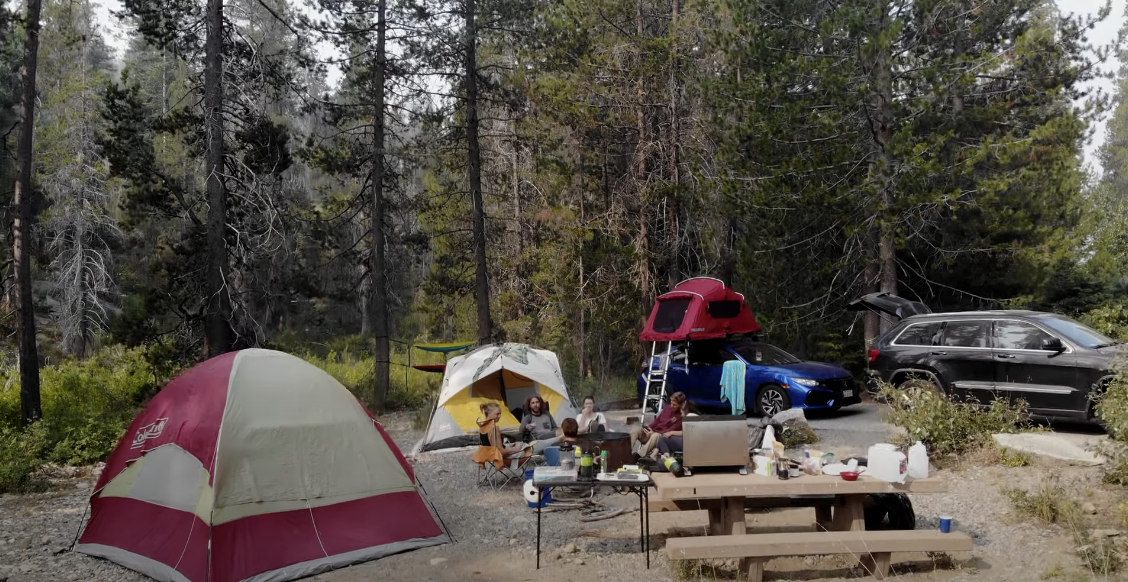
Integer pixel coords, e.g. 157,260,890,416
415,344,577,452
77,349,448,582
640,277,761,342
414,341,476,354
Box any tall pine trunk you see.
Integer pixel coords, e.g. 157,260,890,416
204,0,233,356
13,0,42,426
869,6,898,335
666,0,680,287
466,0,492,344
371,0,390,412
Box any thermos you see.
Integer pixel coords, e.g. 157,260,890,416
663,455,684,477
580,452,594,479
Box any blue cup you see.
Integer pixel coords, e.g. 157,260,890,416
939,515,953,534
544,446,561,466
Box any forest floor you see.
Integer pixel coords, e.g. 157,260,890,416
1,408,1124,582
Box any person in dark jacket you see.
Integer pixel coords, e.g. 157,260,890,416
520,396,558,441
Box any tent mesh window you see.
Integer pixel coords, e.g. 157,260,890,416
653,298,692,333
707,300,742,319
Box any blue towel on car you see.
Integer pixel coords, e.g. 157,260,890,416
720,360,747,415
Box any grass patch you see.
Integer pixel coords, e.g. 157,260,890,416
878,382,1030,458
1041,563,1065,579
1003,478,1072,524
672,559,736,580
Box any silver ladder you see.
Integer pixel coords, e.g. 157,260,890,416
640,341,673,419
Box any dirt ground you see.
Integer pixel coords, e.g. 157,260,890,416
2,410,1125,582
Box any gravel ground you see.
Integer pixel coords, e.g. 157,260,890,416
0,410,1116,582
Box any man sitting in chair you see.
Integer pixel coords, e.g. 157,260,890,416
630,392,687,460
520,396,559,441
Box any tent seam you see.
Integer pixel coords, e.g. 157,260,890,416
307,500,331,558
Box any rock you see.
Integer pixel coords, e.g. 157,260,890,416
18,562,34,573
40,536,50,546
52,547,68,555
1091,529,1122,538
563,542,577,554
1082,502,1098,515
992,433,1106,466
429,558,447,566
576,559,585,566
75,482,89,490
18,538,30,551
508,538,516,546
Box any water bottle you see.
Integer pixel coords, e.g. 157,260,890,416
663,455,684,477
908,441,929,479
601,450,609,473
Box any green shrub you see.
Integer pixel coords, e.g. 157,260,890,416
879,382,1031,457
0,423,50,493
1095,356,1128,486
0,344,179,475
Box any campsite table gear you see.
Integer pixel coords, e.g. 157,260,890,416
650,472,964,581
523,469,552,507
544,446,561,466
575,431,632,473
939,515,953,533
580,452,595,479
532,475,651,569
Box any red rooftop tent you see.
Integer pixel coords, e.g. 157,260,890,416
76,349,448,582
640,277,761,342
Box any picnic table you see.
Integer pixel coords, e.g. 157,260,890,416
652,471,972,581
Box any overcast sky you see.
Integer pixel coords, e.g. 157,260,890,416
87,0,1126,173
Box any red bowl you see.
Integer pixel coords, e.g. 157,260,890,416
840,471,860,481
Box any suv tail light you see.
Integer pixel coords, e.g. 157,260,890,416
867,348,881,363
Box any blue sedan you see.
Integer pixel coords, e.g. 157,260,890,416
637,340,861,416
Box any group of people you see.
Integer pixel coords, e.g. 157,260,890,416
473,394,611,467
474,391,690,470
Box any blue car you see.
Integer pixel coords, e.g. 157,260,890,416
637,340,861,416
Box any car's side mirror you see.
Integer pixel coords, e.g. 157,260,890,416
1041,337,1064,352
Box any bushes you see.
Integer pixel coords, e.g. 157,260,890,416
0,344,179,492
879,382,1031,458
1096,358,1128,486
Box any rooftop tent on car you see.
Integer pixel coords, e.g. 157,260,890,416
640,277,762,342
639,277,761,417
847,292,932,320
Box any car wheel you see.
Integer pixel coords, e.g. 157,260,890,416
756,384,791,417
898,375,944,396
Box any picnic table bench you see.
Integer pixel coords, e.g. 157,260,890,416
651,472,972,581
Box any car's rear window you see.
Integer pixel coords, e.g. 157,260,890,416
893,322,941,346
940,320,990,348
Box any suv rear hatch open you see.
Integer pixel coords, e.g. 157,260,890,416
847,292,932,321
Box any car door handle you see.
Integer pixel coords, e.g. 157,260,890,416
996,353,1015,359
929,351,947,356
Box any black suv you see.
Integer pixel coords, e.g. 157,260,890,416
850,293,1124,421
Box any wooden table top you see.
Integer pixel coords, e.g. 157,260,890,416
650,471,947,500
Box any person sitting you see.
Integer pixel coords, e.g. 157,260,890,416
521,396,559,441
473,402,529,469
629,391,686,460
559,417,580,445
576,396,608,434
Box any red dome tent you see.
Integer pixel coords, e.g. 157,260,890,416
640,277,760,342
76,349,448,582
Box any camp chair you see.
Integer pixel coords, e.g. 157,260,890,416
474,420,545,489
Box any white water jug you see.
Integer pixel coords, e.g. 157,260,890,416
907,441,929,479
868,444,907,483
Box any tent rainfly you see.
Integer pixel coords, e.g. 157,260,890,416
415,343,577,452
76,349,448,582
639,277,761,342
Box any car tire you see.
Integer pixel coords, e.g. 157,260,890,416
755,384,791,417
898,375,944,396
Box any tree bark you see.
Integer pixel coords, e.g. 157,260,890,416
466,0,492,344
204,0,233,357
635,0,652,305
870,6,898,335
667,0,680,287
371,0,390,413
13,0,43,426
